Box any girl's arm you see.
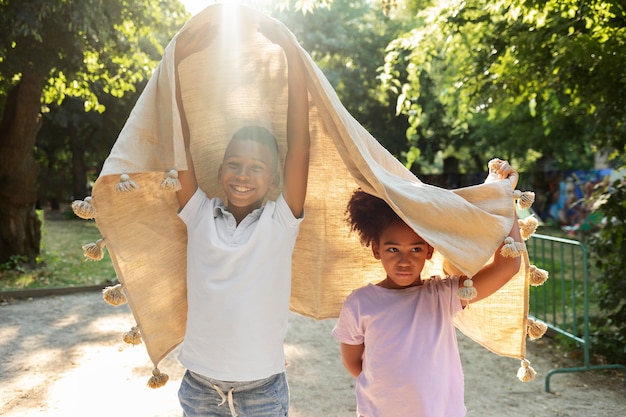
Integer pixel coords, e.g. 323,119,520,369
466,212,522,303
466,159,522,303
340,342,364,378
259,19,310,218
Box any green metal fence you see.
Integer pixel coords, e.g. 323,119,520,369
526,233,626,392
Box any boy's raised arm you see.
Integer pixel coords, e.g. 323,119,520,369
259,19,311,218
174,23,215,209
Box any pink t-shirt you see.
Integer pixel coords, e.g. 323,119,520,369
332,276,466,417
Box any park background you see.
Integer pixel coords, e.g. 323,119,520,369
1,0,625,413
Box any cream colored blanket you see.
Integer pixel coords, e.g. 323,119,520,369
86,4,530,377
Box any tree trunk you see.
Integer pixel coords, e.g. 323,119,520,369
0,67,45,265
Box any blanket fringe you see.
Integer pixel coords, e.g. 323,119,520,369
514,190,535,210
527,317,548,340
517,359,537,382
457,278,477,301
160,169,182,191
82,239,106,261
148,367,169,388
529,265,549,286
116,173,139,192
123,325,142,345
500,236,526,258
71,196,97,219
103,283,127,306
519,215,539,240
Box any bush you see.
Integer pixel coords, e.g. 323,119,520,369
587,172,626,364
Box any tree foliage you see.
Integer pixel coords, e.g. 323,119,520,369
273,0,413,158
381,0,626,172
588,175,626,364
0,0,188,264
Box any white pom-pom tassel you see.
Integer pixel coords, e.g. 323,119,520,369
500,236,525,258
160,169,182,191
529,265,549,286
519,215,539,240
514,190,535,209
123,326,142,345
71,196,96,219
527,317,548,340
102,283,127,306
116,173,139,192
457,278,477,301
82,238,106,261
517,359,537,382
148,367,169,388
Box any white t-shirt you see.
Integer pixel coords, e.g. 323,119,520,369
332,276,466,417
178,188,302,381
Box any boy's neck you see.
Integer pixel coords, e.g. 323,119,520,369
227,202,262,225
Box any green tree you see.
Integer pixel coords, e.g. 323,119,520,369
381,0,626,172
273,0,412,158
36,82,146,209
0,0,187,265
588,175,626,364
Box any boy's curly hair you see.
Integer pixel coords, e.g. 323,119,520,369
345,189,402,247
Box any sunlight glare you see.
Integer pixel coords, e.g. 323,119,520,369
181,0,276,16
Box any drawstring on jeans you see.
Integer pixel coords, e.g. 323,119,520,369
212,384,238,417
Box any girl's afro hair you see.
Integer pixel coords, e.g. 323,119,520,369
345,189,402,247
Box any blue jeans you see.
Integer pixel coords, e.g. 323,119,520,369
178,370,289,417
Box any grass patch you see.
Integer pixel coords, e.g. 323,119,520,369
0,210,116,291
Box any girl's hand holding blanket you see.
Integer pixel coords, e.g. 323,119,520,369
486,158,518,190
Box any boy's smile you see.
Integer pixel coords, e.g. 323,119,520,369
219,138,278,220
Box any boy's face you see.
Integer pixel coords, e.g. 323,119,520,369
371,220,433,289
219,138,279,211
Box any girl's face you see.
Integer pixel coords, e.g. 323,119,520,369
219,139,278,211
371,220,433,289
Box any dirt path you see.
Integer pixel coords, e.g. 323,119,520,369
1,291,624,417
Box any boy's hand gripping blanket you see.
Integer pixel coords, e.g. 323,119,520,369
81,4,532,380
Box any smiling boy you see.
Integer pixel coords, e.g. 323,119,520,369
173,14,310,417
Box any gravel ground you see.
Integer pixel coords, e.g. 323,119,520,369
1,291,625,417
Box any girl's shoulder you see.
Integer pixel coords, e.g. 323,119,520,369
424,274,462,289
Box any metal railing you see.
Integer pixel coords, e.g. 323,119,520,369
526,233,626,392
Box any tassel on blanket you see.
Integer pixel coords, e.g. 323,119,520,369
102,283,127,306
116,173,139,192
517,359,537,382
457,278,477,301
71,196,97,219
82,239,106,261
500,236,526,258
513,190,535,210
529,265,549,286
148,367,169,389
160,169,182,191
527,317,548,340
519,215,539,240
123,326,142,345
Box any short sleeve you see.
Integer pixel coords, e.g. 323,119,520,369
332,291,364,345
178,187,208,226
442,275,464,317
